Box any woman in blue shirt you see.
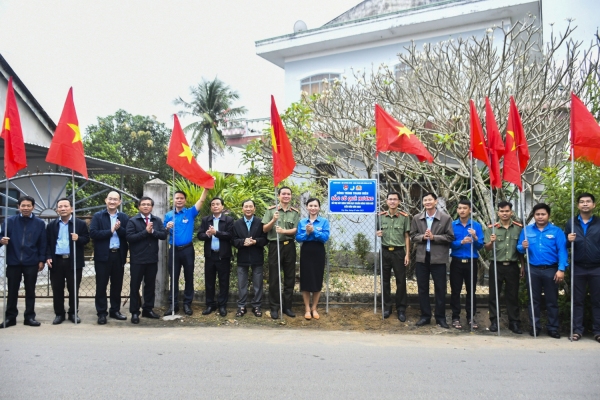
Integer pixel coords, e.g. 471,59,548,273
296,198,330,320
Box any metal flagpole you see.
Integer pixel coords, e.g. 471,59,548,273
376,155,384,319
71,171,78,326
171,170,176,316
490,185,500,336
274,187,283,320
326,212,330,315
570,144,575,342
470,153,474,332
2,180,9,329
519,189,536,338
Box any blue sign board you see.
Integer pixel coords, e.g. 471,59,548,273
328,179,377,214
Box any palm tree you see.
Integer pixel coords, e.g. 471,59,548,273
174,77,247,169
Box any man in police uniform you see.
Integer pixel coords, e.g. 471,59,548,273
163,189,208,316
262,186,300,319
484,201,524,334
377,192,410,322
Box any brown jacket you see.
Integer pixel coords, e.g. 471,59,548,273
410,210,454,264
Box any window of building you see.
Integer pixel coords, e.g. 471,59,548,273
300,73,340,95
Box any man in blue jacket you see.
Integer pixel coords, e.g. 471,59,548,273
518,203,568,338
89,191,129,325
46,198,90,324
449,199,484,330
1,196,46,328
565,193,600,343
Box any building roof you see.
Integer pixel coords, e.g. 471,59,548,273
325,0,449,25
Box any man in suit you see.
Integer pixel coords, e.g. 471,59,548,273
410,192,454,329
126,196,167,324
46,197,90,324
163,189,208,316
232,199,268,318
90,191,130,325
197,197,234,317
0,196,46,328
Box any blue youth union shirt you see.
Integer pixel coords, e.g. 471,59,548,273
450,219,484,258
164,206,199,246
296,216,330,243
517,223,568,271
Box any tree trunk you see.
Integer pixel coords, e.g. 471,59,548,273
207,127,213,170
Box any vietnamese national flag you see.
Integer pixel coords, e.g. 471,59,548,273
469,100,490,166
270,96,295,186
46,88,88,178
375,104,433,162
1,77,27,178
167,114,214,189
570,92,600,166
485,98,505,188
502,96,530,191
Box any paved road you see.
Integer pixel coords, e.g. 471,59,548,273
1,316,598,400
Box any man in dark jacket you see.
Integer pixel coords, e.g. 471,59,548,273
197,197,234,317
566,193,600,342
232,199,267,317
126,196,167,324
46,198,90,325
89,191,129,324
1,196,46,328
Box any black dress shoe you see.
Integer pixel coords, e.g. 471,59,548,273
183,304,193,316
131,314,140,324
142,310,160,319
109,311,127,320
164,306,179,316
271,310,279,319
398,311,406,322
283,309,296,318
0,319,16,328
383,309,391,319
24,318,41,327
529,327,540,337
416,318,431,327
437,319,450,329
547,330,561,339
97,315,107,325
202,306,216,315
53,315,65,325
489,322,498,332
219,306,227,317
509,322,523,334
68,314,81,324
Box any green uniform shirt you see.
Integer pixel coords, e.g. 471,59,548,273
484,221,522,262
379,211,410,247
262,205,300,242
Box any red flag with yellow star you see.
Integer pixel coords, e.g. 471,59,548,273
1,77,27,178
469,99,490,166
571,92,600,166
167,114,214,189
484,98,505,188
270,96,295,186
46,88,88,178
375,104,433,162
502,96,530,191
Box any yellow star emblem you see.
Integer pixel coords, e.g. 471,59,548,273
68,123,81,143
397,126,414,138
507,130,516,151
178,143,194,163
270,125,278,153
4,117,9,130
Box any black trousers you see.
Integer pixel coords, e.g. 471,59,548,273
129,262,158,314
167,244,195,307
204,252,231,307
5,264,38,320
94,251,124,316
573,266,600,336
50,257,83,316
488,261,521,324
449,257,478,321
415,253,446,321
382,247,407,311
268,241,296,311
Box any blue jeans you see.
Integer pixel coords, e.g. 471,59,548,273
526,265,559,331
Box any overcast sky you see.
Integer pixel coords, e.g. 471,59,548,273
0,0,357,170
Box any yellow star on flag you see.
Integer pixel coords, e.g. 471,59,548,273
270,125,278,153
4,118,9,130
397,126,414,138
507,130,516,151
68,123,81,143
178,143,194,163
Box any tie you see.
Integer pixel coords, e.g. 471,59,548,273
145,216,149,225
